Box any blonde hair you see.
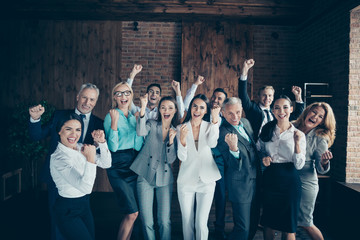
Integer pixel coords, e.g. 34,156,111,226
293,102,336,147
258,85,275,96
111,82,133,109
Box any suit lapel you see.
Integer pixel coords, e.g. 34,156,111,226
85,114,94,144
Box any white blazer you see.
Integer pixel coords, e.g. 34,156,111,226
176,120,221,185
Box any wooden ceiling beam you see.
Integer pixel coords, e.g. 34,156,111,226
1,0,310,24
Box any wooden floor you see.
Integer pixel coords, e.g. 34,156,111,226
1,190,334,240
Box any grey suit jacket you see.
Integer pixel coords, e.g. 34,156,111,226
130,118,177,187
217,118,260,203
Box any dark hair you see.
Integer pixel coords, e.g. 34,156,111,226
56,113,83,134
213,88,228,99
156,96,179,127
183,94,211,123
147,83,162,95
259,95,292,142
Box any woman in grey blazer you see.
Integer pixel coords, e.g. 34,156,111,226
293,102,336,240
130,96,178,240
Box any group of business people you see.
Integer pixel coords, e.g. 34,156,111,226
28,59,336,240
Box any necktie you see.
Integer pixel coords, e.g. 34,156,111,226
79,114,86,143
264,109,271,123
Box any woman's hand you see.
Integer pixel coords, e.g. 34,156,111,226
81,144,96,163
262,156,272,167
195,75,205,86
129,64,143,79
109,109,119,131
321,150,333,166
225,133,238,152
92,130,106,144
168,128,177,145
179,124,188,147
211,105,221,124
293,130,303,154
139,93,148,117
171,80,182,96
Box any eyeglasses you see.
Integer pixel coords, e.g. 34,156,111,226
114,91,131,97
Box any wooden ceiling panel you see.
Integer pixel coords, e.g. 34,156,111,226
2,0,312,25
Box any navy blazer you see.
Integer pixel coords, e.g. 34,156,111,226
238,78,305,140
29,109,104,184
217,118,260,204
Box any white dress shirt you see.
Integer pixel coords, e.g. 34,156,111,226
127,78,185,119
256,123,306,170
50,142,111,198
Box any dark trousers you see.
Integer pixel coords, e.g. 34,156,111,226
228,202,251,240
53,195,95,240
48,181,65,240
214,176,226,233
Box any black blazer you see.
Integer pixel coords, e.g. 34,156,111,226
217,118,260,203
29,109,104,184
238,78,305,140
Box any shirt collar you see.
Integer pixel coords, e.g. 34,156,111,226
75,109,91,120
275,123,296,134
259,103,271,111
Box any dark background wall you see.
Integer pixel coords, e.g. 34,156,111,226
1,0,360,192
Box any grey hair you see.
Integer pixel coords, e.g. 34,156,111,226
221,97,242,111
77,83,100,98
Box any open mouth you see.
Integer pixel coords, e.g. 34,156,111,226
277,114,287,119
308,118,316,124
67,137,77,144
193,113,201,118
120,100,128,105
163,114,170,119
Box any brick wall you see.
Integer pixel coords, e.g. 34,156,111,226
298,0,360,182
348,7,360,183
120,21,182,105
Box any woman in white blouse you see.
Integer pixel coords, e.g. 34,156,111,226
176,94,221,240
257,95,306,240
50,113,111,240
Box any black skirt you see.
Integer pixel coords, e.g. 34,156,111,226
107,149,139,214
260,162,301,233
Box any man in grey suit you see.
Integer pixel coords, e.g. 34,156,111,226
216,97,260,240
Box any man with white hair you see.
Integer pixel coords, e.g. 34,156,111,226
216,97,260,240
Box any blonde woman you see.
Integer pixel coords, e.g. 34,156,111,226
293,102,336,240
104,82,144,240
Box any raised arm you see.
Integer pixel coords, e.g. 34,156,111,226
171,80,185,118
127,64,143,87
238,59,258,112
183,76,205,111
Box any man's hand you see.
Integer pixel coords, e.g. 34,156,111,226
225,133,238,152
292,86,303,102
29,104,45,120
241,59,255,77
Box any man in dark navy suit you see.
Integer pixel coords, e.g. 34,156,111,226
238,59,304,141
216,97,260,240
28,83,103,240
